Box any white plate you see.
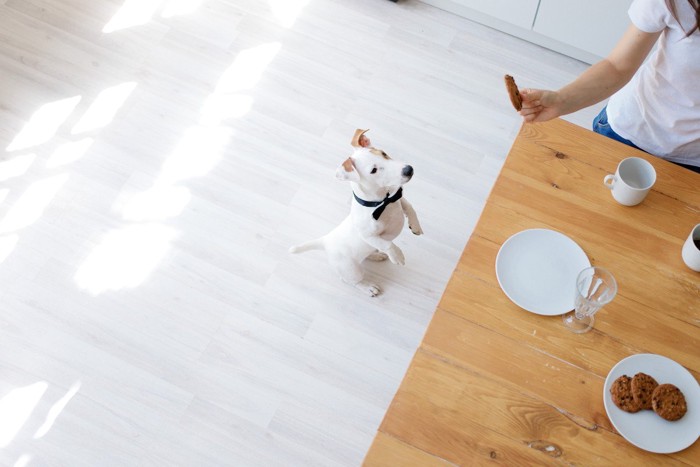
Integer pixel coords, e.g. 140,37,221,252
495,229,590,315
603,354,700,453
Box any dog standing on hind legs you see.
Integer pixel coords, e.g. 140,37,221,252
289,129,423,297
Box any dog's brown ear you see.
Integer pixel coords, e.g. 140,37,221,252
335,157,360,182
351,129,370,148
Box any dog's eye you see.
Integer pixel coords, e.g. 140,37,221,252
370,168,378,174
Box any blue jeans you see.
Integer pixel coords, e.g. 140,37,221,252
592,107,700,174
592,106,641,150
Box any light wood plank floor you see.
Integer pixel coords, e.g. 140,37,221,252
0,0,603,465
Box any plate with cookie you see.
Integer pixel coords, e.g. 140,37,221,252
603,353,700,453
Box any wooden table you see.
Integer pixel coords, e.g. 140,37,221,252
364,119,700,465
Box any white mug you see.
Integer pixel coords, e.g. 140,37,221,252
681,223,700,272
603,157,656,206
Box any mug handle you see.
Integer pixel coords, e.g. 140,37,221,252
603,174,615,189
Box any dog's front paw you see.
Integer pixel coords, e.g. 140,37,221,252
387,245,405,266
409,222,424,236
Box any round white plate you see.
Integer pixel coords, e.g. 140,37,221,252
603,354,700,453
495,229,590,315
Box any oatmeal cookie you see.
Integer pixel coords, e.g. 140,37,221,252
652,384,687,421
504,74,523,111
610,375,642,413
631,372,658,410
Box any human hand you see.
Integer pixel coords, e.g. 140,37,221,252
519,88,562,123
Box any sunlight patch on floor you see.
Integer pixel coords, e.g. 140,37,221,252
6,97,81,152
158,126,231,184
269,0,310,28
34,382,81,440
13,454,32,467
0,382,48,448
75,224,177,295
161,0,204,18
79,122,229,292
200,43,280,125
46,138,94,169
78,41,282,292
103,0,308,32
0,235,19,263
0,174,69,234
0,154,36,182
215,43,281,94
103,0,205,32
0,381,81,464
71,82,138,135
102,0,162,33
121,185,191,222
200,94,254,124
0,79,134,264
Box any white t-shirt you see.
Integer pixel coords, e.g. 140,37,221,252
607,0,700,166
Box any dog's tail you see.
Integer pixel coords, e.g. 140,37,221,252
289,238,324,254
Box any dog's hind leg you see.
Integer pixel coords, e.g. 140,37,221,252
353,279,381,297
355,280,380,297
366,251,388,261
335,258,381,297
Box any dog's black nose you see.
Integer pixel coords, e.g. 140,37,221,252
402,165,414,178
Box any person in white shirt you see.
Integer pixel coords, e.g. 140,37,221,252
519,0,700,173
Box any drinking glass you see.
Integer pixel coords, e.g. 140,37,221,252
562,266,617,333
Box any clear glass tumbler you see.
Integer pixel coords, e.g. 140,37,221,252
562,266,617,334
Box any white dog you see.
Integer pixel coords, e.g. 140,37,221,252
289,129,423,296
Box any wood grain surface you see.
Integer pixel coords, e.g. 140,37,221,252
365,119,700,465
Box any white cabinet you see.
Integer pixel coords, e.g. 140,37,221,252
419,0,633,64
425,0,540,30
534,0,633,59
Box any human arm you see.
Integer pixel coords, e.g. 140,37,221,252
519,24,661,123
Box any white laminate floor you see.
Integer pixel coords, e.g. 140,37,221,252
0,0,602,465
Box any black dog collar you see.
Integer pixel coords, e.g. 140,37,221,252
353,187,403,220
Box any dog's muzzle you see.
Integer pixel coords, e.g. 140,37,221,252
402,165,414,180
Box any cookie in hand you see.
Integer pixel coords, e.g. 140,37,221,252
504,74,523,111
